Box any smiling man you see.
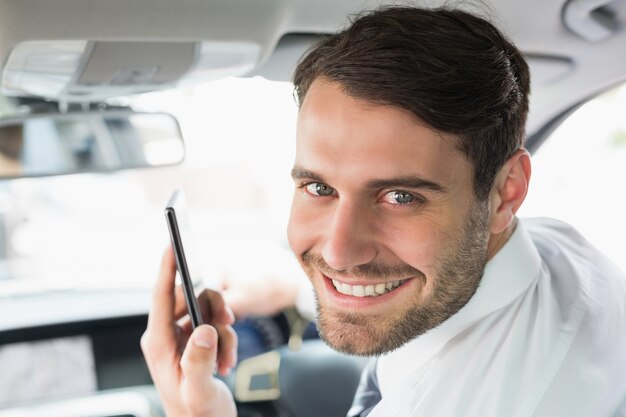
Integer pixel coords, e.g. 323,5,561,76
142,5,626,417
288,79,495,356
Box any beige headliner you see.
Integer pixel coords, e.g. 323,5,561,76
1,0,625,136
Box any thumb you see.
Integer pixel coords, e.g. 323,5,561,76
180,325,219,408
180,325,237,416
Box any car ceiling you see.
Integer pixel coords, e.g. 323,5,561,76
0,0,625,139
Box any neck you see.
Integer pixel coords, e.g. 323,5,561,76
486,217,517,260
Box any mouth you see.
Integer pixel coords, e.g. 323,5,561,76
319,274,419,310
330,278,410,297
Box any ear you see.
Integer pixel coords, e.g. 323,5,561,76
488,149,532,234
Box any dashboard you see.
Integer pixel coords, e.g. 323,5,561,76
0,315,153,411
0,291,362,417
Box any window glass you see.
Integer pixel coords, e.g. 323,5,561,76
519,82,626,272
2,76,624,296
0,77,298,294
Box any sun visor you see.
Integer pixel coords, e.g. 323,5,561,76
525,55,575,86
1,40,261,101
76,42,197,87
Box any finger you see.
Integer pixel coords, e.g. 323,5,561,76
176,286,232,325
174,284,190,319
215,324,238,376
224,304,236,325
198,289,235,325
179,314,237,375
177,316,193,339
145,247,178,347
179,325,220,412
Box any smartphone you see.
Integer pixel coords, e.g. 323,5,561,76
165,189,204,329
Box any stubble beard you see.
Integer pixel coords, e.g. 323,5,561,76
303,200,491,356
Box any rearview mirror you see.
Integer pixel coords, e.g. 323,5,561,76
0,111,184,179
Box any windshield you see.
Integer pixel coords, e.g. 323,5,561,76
2,76,625,299
0,77,297,296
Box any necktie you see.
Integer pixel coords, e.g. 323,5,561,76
346,359,382,417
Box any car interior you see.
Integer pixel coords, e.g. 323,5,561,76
1,0,626,416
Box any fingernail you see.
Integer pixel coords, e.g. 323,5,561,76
194,326,214,349
227,308,236,324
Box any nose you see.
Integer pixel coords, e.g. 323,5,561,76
321,199,378,271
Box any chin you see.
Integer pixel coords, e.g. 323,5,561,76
319,323,384,356
313,282,470,356
315,304,405,356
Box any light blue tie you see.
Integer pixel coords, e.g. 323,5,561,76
346,359,381,417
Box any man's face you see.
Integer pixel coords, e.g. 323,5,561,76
287,79,491,356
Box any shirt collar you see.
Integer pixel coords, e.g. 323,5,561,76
377,220,543,396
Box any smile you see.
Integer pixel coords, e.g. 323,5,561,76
331,278,410,297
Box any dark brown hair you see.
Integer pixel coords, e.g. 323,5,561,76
293,6,530,200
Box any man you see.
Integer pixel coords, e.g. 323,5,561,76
141,6,626,417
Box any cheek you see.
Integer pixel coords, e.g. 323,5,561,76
287,197,317,256
383,216,453,272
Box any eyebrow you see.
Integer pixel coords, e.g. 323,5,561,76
366,177,446,193
291,166,447,193
291,167,325,181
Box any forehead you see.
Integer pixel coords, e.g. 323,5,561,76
295,80,472,188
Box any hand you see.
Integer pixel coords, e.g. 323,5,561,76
219,270,300,318
141,248,238,417
213,245,312,319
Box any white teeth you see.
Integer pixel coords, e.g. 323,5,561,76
353,285,365,297
332,279,407,297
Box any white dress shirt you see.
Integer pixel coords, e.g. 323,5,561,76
371,217,626,417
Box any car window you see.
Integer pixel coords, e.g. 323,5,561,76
0,77,298,295
2,77,624,297
519,81,626,272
